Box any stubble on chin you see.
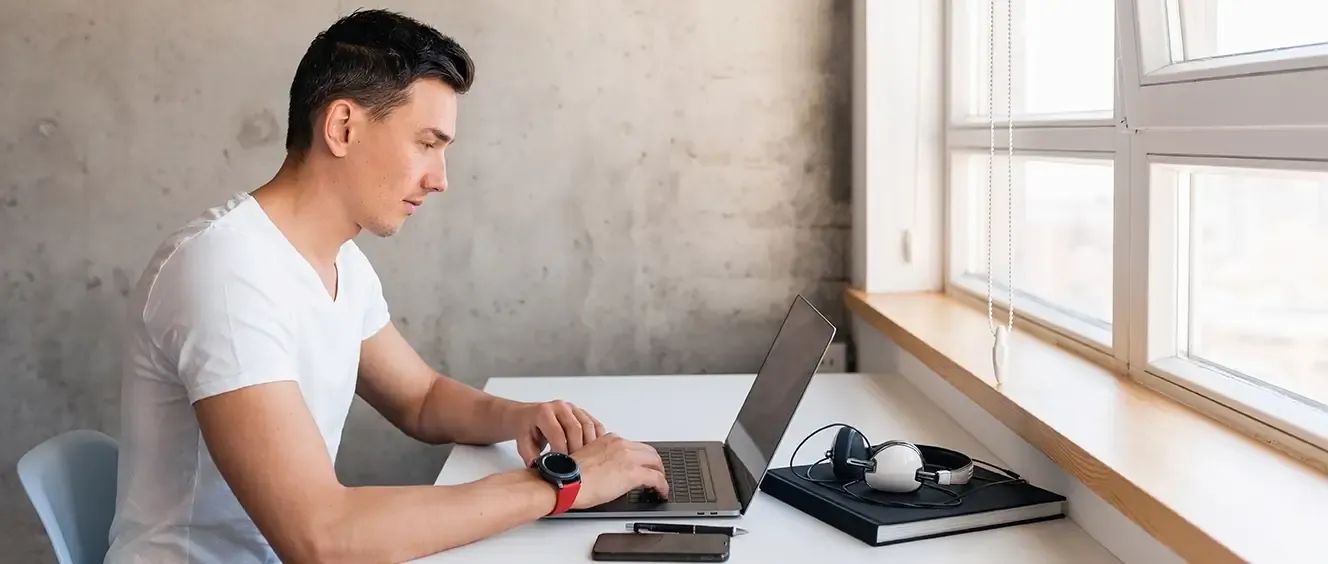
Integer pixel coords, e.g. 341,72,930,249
362,220,402,238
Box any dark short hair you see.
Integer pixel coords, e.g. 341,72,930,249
285,9,475,155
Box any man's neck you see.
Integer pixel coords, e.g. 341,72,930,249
250,154,361,269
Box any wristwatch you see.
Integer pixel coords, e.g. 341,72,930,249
530,452,581,516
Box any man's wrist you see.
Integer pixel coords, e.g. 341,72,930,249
521,466,559,517
494,398,530,440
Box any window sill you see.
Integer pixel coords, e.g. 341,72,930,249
845,288,1328,563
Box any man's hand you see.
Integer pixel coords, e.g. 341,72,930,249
568,433,670,509
511,400,606,465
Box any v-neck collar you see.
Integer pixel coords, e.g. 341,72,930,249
239,192,344,306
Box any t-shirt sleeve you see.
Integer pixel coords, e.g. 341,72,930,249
146,236,300,404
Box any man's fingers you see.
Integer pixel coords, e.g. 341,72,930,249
516,432,545,466
553,404,584,452
539,408,569,454
640,467,670,498
591,414,606,438
572,407,598,447
516,437,533,466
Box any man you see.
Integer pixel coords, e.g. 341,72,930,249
107,9,669,563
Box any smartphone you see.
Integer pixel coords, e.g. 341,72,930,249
591,532,730,562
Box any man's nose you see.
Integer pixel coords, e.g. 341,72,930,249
424,171,447,193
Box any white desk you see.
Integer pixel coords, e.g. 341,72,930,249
411,373,1121,563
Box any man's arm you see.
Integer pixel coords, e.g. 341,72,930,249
195,381,669,563
355,323,608,463
354,322,520,446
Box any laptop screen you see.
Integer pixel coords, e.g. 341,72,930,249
722,295,835,511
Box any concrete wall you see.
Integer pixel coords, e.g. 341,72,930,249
0,0,850,559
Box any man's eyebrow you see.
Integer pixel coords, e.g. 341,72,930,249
423,128,453,144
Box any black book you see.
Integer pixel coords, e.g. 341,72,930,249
759,462,1067,546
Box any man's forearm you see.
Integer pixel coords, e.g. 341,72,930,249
412,374,525,445
304,467,554,563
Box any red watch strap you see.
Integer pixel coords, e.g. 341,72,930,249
550,480,579,515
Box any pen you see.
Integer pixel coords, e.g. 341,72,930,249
626,522,748,536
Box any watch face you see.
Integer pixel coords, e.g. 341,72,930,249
539,452,579,481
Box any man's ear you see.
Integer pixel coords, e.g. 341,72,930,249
322,100,355,158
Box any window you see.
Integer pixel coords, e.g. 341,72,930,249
1147,157,1328,448
941,0,1328,457
948,152,1115,346
1179,164,1328,409
951,0,1116,122
946,0,1118,351
1165,0,1328,62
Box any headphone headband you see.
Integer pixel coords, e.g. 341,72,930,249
846,433,976,487
915,444,974,485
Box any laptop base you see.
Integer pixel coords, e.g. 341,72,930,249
547,441,743,519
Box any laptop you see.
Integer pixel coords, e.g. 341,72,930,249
553,294,837,518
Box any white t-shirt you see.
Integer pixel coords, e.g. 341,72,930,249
106,192,391,563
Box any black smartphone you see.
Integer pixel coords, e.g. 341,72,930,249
591,532,731,562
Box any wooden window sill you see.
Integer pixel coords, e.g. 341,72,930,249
845,289,1328,563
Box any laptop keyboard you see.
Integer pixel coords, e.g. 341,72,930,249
627,446,716,504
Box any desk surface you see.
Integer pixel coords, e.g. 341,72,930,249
410,373,1121,563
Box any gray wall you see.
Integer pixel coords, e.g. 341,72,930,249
0,1,850,560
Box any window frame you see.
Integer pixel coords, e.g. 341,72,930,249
932,0,1328,467
1123,0,1328,128
1144,153,1328,453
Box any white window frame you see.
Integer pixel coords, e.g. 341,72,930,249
1120,0,1328,463
852,0,945,296
1125,0,1328,128
933,0,1328,467
1142,150,1328,457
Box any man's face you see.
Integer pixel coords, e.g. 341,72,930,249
340,79,457,237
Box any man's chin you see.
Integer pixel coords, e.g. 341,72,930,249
360,220,404,238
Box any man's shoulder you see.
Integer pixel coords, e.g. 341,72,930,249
134,193,289,310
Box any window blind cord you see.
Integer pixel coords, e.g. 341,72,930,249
987,0,1014,384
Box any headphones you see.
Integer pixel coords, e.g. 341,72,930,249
828,426,977,493
789,423,1025,509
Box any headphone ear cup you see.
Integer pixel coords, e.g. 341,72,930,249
830,427,869,480
862,442,925,493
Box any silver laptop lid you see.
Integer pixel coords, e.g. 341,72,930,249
721,295,836,512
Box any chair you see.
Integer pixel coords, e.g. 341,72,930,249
17,429,119,564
